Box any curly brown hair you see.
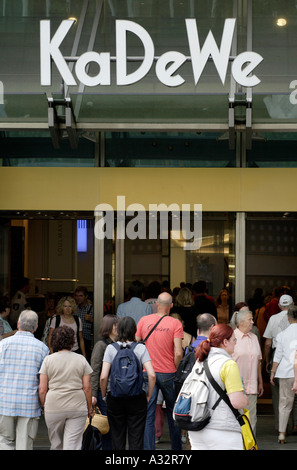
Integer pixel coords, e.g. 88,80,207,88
51,326,75,352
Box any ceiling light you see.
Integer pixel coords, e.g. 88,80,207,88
276,18,287,27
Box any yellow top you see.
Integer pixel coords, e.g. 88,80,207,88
220,359,244,395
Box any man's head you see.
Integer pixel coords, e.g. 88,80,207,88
196,313,217,337
74,286,89,307
18,309,38,333
192,280,207,298
287,304,297,324
279,294,293,310
128,280,144,299
16,277,30,294
156,292,173,315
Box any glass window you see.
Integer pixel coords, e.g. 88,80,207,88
246,132,297,168
253,1,297,94
105,131,236,168
184,212,236,302
124,214,169,290
122,211,235,305
0,0,236,126
0,132,95,167
246,212,297,300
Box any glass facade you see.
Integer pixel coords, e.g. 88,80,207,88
246,212,297,300
105,132,236,168
0,0,297,322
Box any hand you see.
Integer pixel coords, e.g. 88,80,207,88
92,396,97,406
292,381,297,394
88,407,95,419
258,383,264,397
270,372,275,386
84,314,93,323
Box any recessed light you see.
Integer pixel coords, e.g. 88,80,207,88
276,18,287,27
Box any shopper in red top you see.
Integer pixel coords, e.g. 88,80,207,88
136,292,184,450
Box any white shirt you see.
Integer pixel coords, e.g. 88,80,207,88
274,323,297,378
263,310,289,348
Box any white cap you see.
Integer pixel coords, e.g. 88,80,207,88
279,294,293,307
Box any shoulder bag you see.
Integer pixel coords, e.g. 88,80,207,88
204,360,258,450
141,315,165,344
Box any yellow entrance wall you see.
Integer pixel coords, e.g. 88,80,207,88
0,167,296,212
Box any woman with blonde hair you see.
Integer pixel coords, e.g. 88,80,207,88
48,296,86,357
175,287,194,307
171,287,197,337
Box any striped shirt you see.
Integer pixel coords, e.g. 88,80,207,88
76,303,93,341
0,331,49,417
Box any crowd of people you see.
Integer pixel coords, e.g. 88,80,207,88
0,278,297,450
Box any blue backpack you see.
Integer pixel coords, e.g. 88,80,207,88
109,342,143,398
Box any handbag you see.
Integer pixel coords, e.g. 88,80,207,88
239,409,258,450
82,420,102,450
84,407,109,435
204,360,258,450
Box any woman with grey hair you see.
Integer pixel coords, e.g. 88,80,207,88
39,326,93,450
271,304,297,444
230,307,263,435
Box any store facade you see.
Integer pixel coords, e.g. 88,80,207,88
1,0,297,338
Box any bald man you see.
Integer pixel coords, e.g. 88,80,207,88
136,292,183,450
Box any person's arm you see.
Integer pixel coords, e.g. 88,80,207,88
173,337,183,369
90,342,104,405
84,305,94,324
223,360,249,410
48,328,54,354
264,338,272,373
82,374,94,418
38,374,49,408
257,360,264,397
229,391,249,410
1,330,16,339
143,360,156,402
270,361,279,386
79,331,86,357
100,361,111,399
292,351,297,393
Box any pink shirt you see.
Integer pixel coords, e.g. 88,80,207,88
136,314,184,373
232,328,262,395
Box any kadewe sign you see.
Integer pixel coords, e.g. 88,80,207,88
40,18,263,88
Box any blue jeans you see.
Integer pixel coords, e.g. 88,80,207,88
143,372,181,450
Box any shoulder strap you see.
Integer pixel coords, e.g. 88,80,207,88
112,342,120,352
111,342,138,357
143,315,165,343
204,359,244,424
55,315,61,327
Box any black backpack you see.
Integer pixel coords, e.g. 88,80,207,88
174,345,197,397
